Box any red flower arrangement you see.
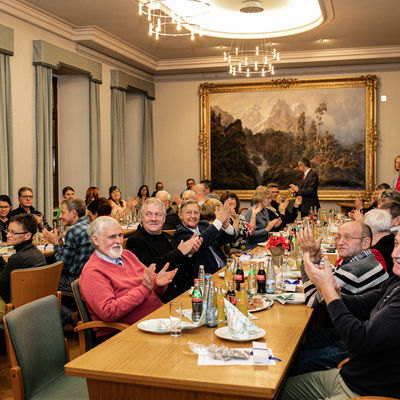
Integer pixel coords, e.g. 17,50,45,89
265,236,290,251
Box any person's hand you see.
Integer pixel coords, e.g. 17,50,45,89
142,264,155,290
354,197,364,210
252,203,263,217
289,184,299,193
34,213,44,229
177,233,201,255
215,201,231,227
173,194,182,207
353,208,364,222
156,263,178,287
278,198,289,214
266,218,279,232
303,253,340,304
190,236,203,254
42,228,62,246
297,228,322,263
294,195,302,208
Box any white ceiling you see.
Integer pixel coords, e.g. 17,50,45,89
10,0,400,75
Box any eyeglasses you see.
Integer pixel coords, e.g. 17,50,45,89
0,205,10,209
20,195,33,199
7,230,28,236
335,234,362,243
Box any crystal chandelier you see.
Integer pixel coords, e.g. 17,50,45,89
223,41,280,77
137,0,211,40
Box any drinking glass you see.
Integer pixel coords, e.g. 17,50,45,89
169,301,182,337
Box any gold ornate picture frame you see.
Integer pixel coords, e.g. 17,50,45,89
200,75,377,201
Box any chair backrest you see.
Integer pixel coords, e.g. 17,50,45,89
71,279,97,351
4,295,67,399
9,261,63,309
123,237,128,249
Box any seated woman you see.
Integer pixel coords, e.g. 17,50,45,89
0,214,46,316
85,186,100,207
220,191,262,249
87,197,112,222
200,198,222,223
128,184,150,212
244,186,284,249
0,195,12,243
108,186,128,220
364,208,395,275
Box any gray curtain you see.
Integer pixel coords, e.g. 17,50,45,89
0,52,13,195
89,80,101,188
35,65,53,223
111,88,126,196
143,96,155,186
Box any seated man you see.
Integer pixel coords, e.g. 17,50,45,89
155,190,180,230
279,230,400,400
192,184,207,206
267,182,301,224
9,186,51,231
126,198,201,302
0,214,46,315
87,197,112,222
301,220,389,308
43,198,94,293
151,181,164,197
174,199,234,275
173,189,196,210
380,200,400,234
55,186,74,226
364,208,395,275
200,179,220,200
79,216,176,340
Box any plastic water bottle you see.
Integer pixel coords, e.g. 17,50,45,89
206,281,217,328
198,265,205,295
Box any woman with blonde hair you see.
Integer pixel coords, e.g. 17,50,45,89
392,155,400,190
244,186,284,249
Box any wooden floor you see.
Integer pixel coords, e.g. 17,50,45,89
0,323,81,400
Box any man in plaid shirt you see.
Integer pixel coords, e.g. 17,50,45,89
43,197,94,293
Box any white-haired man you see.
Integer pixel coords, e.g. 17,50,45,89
155,190,180,230
364,208,395,275
79,216,176,340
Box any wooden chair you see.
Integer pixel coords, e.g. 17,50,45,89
4,295,88,400
71,279,128,354
5,261,63,314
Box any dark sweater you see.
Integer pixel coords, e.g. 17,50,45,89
126,229,192,303
0,240,46,302
371,233,395,275
327,275,400,398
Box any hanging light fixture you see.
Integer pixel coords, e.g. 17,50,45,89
137,0,210,40
223,41,280,77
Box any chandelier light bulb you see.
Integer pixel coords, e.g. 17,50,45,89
149,23,153,35
277,52,280,61
238,62,242,72
256,46,259,56
254,61,258,71
271,65,275,74
262,68,265,76
235,47,238,55
177,19,182,30
245,57,248,66
191,30,195,40
246,68,250,77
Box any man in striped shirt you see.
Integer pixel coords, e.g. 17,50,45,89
300,221,389,308
290,221,389,376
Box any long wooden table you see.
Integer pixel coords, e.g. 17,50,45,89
65,277,314,400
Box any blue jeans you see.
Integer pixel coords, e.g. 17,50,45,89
289,328,349,376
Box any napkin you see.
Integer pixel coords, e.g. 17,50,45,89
223,298,262,340
265,293,305,304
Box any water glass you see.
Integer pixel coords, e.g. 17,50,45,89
169,301,182,337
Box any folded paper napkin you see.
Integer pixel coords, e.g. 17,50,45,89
223,298,263,339
265,293,305,304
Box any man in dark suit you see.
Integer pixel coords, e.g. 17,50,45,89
174,199,234,276
126,198,201,303
289,158,320,217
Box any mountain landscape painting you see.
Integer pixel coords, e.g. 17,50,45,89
209,85,366,191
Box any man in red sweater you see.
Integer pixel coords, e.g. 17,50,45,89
79,216,177,339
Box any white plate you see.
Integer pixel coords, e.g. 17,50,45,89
248,297,273,313
215,326,266,342
137,318,171,334
257,242,267,247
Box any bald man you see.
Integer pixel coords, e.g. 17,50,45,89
155,190,180,230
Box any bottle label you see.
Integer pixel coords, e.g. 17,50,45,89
257,275,266,281
235,274,243,280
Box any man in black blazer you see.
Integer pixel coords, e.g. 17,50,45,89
289,158,320,217
174,199,235,276
155,190,180,230
126,198,202,303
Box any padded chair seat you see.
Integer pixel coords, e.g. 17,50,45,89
30,374,88,400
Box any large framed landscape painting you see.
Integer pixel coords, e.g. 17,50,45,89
199,76,377,201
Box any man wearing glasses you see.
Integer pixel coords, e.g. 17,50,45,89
0,214,46,316
9,186,51,231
